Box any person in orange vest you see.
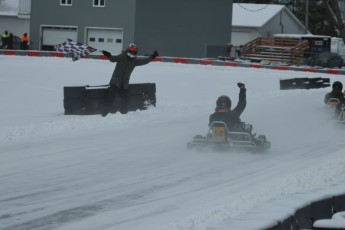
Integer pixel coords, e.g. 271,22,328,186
20,33,29,50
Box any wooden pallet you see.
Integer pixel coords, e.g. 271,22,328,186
242,37,309,64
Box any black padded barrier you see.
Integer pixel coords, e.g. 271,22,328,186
280,78,330,90
261,194,345,230
63,83,156,115
333,194,345,214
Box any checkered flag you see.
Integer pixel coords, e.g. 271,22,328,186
55,39,97,61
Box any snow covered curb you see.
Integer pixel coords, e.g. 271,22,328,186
209,183,345,230
314,211,345,229
1,49,345,75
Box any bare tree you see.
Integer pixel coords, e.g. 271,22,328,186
327,0,345,44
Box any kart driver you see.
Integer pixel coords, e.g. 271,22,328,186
209,82,246,130
324,81,345,105
324,81,345,115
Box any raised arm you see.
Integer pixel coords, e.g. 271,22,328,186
134,50,159,66
101,50,122,62
232,83,246,117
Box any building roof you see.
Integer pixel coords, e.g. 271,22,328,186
0,0,19,16
232,3,286,28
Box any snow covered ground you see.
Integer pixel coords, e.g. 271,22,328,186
1,55,345,230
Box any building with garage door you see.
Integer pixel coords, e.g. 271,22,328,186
30,0,233,58
231,3,305,47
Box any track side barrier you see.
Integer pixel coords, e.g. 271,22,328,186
1,49,345,75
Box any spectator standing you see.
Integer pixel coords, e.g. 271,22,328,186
1,30,9,49
7,33,13,49
227,43,233,57
236,46,243,59
20,33,29,50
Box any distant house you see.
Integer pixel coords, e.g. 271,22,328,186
231,3,305,47
0,0,30,38
30,0,233,58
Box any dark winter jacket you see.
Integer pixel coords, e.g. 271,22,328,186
1,32,9,49
209,88,246,130
7,33,13,49
324,89,345,105
107,52,153,89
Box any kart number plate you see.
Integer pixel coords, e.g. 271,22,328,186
211,127,226,140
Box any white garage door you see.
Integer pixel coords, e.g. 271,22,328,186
42,27,77,46
86,28,123,54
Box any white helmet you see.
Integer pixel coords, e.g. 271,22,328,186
126,43,138,58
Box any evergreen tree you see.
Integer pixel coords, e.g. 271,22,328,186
327,0,345,44
233,0,339,37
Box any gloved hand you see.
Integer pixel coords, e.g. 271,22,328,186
101,50,111,58
151,50,159,59
237,82,245,88
237,82,246,92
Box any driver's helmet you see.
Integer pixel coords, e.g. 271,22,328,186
216,95,232,110
332,81,343,91
126,43,138,58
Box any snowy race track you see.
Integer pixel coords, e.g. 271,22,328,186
1,56,345,230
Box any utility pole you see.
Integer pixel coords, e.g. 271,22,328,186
304,0,309,34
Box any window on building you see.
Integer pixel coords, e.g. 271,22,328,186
60,0,72,6
93,0,105,7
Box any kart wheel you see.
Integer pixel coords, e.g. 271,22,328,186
193,135,204,140
266,141,271,149
257,135,266,142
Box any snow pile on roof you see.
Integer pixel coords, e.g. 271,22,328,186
232,3,285,27
0,0,19,16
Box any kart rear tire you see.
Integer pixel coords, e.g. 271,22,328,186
257,135,267,142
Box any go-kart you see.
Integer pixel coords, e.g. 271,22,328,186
325,98,345,124
187,121,271,152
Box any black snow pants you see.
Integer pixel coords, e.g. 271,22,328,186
102,85,129,115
